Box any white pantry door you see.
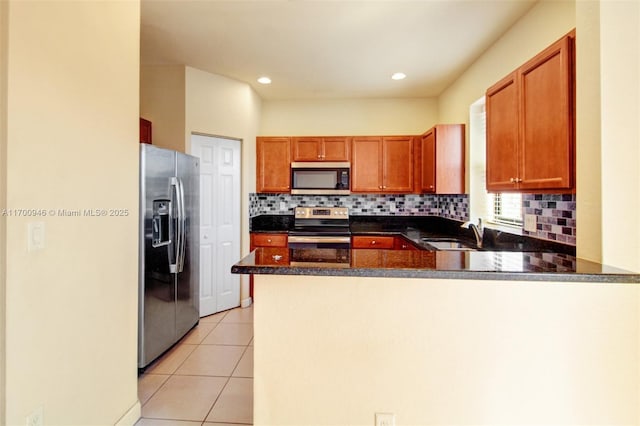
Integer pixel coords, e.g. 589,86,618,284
191,134,241,316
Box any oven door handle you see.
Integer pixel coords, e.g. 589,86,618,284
287,236,351,244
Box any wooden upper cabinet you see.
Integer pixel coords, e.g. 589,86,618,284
352,137,383,192
420,124,465,194
256,137,291,193
486,30,575,192
383,136,414,192
519,33,574,190
486,73,520,191
352,136,414,193
140,118,152,144
292,137,350,161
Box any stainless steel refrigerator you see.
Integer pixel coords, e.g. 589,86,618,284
138,144,200,369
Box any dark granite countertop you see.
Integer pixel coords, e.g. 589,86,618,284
231,247,640,283
250,214,576,255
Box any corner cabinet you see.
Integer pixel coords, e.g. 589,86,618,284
257,137,291,193
292,137,350,161
486,30,575,192
351,136,414,193
420,124,465,194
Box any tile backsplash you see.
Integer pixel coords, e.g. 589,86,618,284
522,194,576,245
249,193,468,221
250,192,577,247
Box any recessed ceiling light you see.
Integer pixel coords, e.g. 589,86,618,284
391,72,406,80
257,76,272,84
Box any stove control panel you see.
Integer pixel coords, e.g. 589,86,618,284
294,206,349,219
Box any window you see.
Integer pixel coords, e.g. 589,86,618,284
491,193,522,226
469,97,523,229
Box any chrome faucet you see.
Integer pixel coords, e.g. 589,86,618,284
461,218,484,249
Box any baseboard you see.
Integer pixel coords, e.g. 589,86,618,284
114,400,141,426
241,297,253,308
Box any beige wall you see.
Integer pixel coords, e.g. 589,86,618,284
260,98,438,136
0,0,7,422
437,0,576,124
140,65,186,152
575,0,603,263
185,66,262,303
4,1,140,425
599,0,640,272
255,274,639,425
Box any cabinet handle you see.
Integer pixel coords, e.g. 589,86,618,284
371,240,377,245
510,178,516,183
429,185,434,189
267,239,272,243
379,185,383,189
517,178,523,183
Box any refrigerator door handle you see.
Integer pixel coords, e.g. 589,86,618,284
177,177,187,273
169,177,181,274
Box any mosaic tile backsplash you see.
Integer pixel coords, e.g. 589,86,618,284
249,193,468,221
250,192,577,247
522,194,576,246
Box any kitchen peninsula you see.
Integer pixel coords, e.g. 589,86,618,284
233,216,640,426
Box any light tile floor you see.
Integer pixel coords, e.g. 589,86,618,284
136,306,253,426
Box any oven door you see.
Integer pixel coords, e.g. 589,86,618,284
287,235,351,250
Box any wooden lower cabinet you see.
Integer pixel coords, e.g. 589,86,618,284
351,235,395,249
250,232,289,297
394,236,419,250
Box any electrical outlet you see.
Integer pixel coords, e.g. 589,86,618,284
389,202,396,213
279,202,287,211
375,412,395,426
524,214,537,232
26,406,43,426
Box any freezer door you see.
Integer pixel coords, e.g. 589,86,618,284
175,152,200,339
139,145,177,368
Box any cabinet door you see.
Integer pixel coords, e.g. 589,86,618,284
257,137,291,193
322,137,350,161
351,235,395,249
382,136,414,192
486,72,520,191
394,236,419,250
251,233,288,248
351,137,382,192
519,34,574,190
421,130,436,193
292,137,322,161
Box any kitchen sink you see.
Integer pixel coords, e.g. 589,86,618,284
421,238,477,251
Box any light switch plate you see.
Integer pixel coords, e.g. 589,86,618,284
28,222,45,251
524,214,537,232
375,412,395,426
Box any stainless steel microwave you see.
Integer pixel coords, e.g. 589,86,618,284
290,162,350,195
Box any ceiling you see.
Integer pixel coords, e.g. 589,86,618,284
140,0,538,100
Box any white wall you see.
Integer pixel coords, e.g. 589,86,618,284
4,1,140,424
260,98,438,136
185,67,262,304
599,0,640,272
255,274,639,425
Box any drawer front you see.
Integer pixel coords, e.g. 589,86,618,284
251,233,288,248
351,235,395,249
